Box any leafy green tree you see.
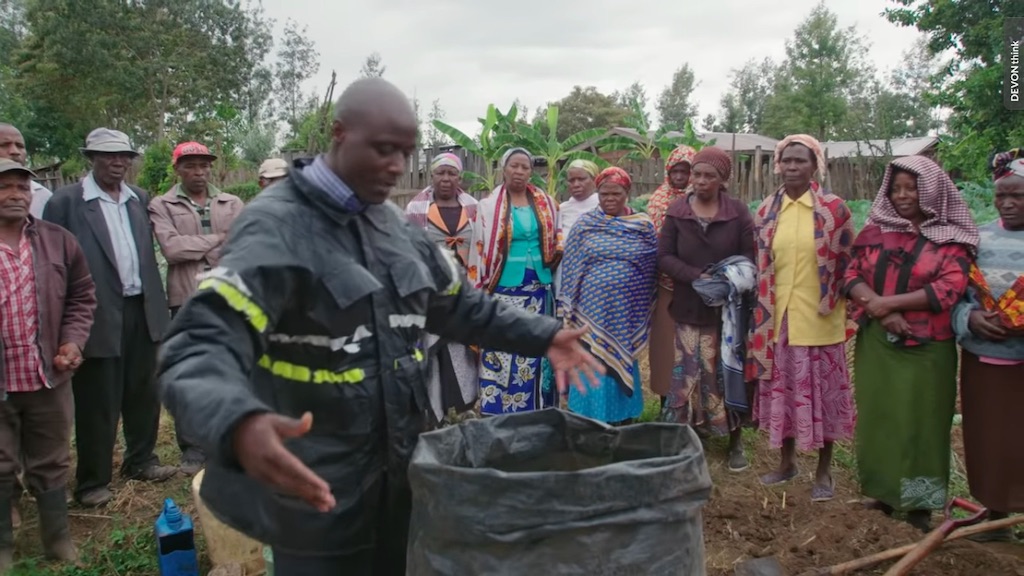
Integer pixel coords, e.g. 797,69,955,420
15,0,273,157
545,86,629,141
885,0,1024,179
614,81,648,112
276,19,320,137
656,64,699,131
713,58,777,133
137,139,174,193
760,2,872,140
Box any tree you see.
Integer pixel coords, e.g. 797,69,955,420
424,99,449,149
712,58,777,133
545,86,629,141
885,0,1023,179
275,19,320,137
656,64,699,131
759,2,873,140
15,0,273,158
359,52,385,78
614,81,648,112
513,98,529,124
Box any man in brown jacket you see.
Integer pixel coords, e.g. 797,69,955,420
148,141,243,474
0,159,96,570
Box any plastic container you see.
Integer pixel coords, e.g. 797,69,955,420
407,409,712,576
191,469,266,574
155,498,199,576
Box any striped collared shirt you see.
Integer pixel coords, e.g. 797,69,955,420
301,155,365,213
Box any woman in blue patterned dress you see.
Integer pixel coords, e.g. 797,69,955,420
558,167,659,424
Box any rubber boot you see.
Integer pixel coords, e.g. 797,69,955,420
0,481,14,574
36,488,77,562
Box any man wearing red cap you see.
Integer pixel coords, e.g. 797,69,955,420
149,141,243,475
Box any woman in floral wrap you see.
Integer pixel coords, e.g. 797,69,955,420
469,148,561,414
750,134,855,502
558,167,658,424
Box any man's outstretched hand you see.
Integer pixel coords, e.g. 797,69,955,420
232,412,336,512
546,326,605,396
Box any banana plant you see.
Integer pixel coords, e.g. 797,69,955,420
507,104,609,199
431,103,519,193
599,99,710,163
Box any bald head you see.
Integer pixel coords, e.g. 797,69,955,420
333,78,417,127
326,78,419,205
0,124,26,164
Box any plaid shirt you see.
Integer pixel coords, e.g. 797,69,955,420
0,227,47,393
177,186,215,271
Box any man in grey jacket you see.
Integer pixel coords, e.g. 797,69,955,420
158,78,601,576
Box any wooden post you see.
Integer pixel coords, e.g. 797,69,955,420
730,133,738,193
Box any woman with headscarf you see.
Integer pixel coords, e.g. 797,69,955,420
469,147,561,414
558,167,657,424
846,155,977,530
554,159,600,297
750,135,855,502
559,159,600,237
646,145,697,405
405,152,479,426
951,149,1024,541
658,147,755,470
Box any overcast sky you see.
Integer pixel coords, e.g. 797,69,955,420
260,0,924,136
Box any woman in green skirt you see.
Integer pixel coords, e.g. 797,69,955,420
843,156,978,531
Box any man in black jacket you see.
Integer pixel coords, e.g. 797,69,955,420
158,78,601,576
43,128,177,508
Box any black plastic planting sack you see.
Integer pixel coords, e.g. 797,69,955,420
406,409,712,576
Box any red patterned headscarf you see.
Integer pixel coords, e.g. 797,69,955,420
868,155,979,251
991,148,1024,181
595,166,632,191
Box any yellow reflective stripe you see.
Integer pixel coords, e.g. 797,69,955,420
413,349,424,362
257,355,365,384
197,278,269,333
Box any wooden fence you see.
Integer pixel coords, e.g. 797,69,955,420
36,145,892,204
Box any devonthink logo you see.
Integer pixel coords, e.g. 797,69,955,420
1006,17,1024,110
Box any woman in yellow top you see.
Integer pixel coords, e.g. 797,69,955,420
749,134,856,502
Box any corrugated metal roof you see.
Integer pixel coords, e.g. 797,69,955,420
571,128,779,153
821,137,939,158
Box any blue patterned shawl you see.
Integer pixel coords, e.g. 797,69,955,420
557,208,659,392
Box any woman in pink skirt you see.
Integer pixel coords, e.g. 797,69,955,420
748,134,856,502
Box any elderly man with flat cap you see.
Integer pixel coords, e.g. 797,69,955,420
258,157,288,189
43,128,177,508
0,158,95,570
158,78,604,575
149,141,243,475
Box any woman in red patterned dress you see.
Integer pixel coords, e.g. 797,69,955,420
846,156,978,531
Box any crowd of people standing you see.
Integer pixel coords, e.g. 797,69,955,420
0,74,1020,574
407,133,1024,540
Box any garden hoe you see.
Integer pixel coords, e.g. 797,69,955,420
882,497,988,576
798,514,1024,575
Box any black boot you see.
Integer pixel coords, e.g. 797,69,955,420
36,488,77,562
969,510,1013,543
0,481,14,573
